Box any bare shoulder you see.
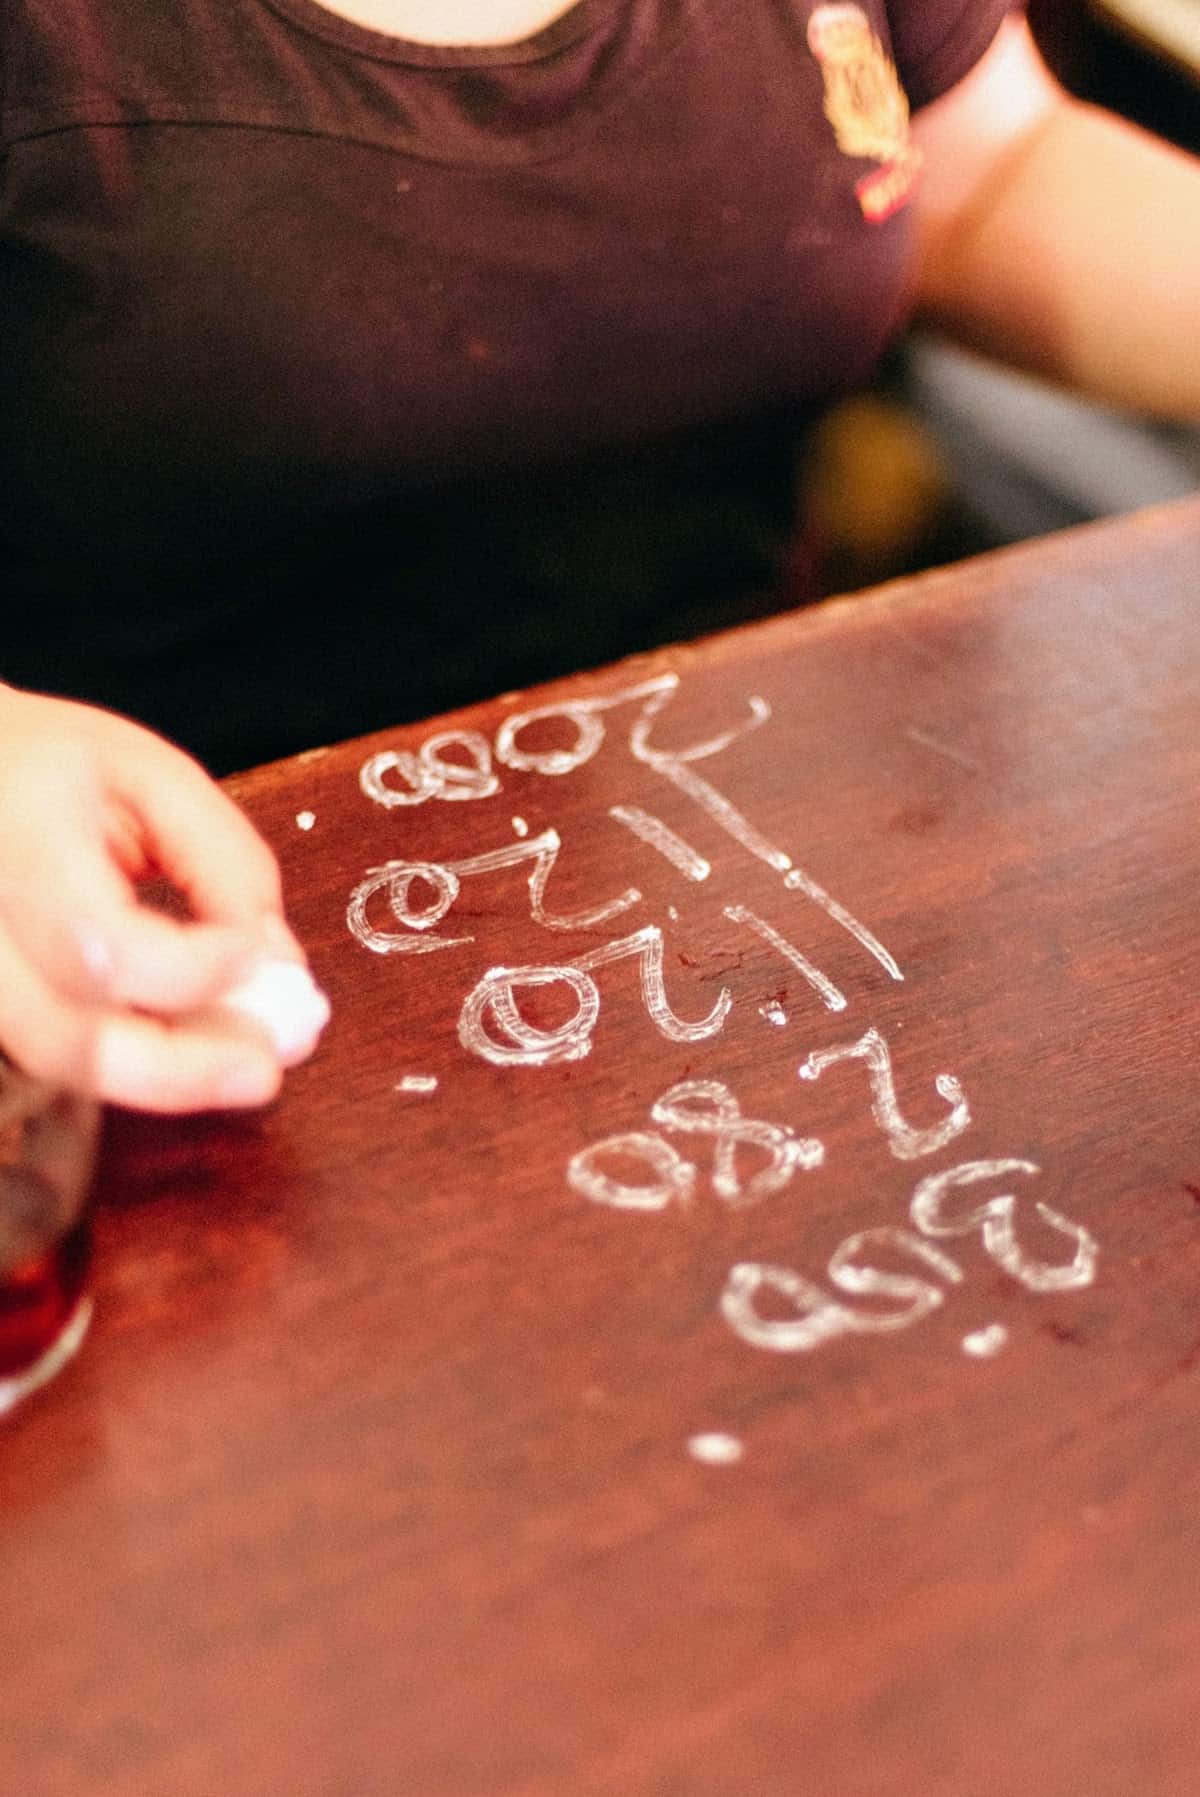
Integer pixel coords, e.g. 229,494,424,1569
911,16,1062,233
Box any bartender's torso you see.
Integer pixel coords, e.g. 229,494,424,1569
0,0,1000,766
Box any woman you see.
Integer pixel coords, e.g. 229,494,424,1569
0,0,1196,1110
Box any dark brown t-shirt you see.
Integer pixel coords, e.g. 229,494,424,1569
1,0,1012,767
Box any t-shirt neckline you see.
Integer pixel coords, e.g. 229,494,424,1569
258,0,621,64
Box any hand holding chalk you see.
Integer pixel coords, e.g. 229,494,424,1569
0,685,323,1112
217,959,332,1068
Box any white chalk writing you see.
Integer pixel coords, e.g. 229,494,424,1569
720,1231,962,1353
361,729,499,806
798,1027,969,1160
346,827,640,956
459,924,732,1066
649,1079,823,1205
609,805,711,881
724,904,847,1013
910,1159,1098,1292
568,1075,1099,1361
567,1132,697,1211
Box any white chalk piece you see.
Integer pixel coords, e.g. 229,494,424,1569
687,1432,744,1466
219,960,331,1066
395,1075,438,1095
295,810,316,831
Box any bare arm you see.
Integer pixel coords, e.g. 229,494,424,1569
911,15,1200,420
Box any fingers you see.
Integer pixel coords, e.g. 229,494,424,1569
0,921,284,1113
1,855,267,1017
0,780,274,1017
93,1009,284,1113
3,711,304,1017
111,729,294,934
85,910,264,1017
0,689,327,1113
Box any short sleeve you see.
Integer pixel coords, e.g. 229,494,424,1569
889,0,1024,111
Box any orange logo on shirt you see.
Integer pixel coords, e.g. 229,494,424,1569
806,3,923,222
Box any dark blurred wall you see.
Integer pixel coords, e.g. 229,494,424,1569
1028,0,1199,151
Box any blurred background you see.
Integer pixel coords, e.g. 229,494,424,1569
802,0,1200,595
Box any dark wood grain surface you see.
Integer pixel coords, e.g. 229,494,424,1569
3,499,1199,1797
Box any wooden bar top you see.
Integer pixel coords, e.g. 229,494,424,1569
3,498,1199,1796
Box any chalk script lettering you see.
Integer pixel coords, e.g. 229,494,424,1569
626,683,902,981
568,1073,1100,1358
566,1132,697,1211
459,963,600,1066
649,1079,823,1206
573,925,732,1043
494,676,676,777
799,1027,970,1160
457,831,641,933
360,730,499,806
720,1231,963,1353
910,1159,1098,1292
347,860,473,957
723,904,847,1013
353,670,902,1000
720,1262,851,1352
347,828,640,956
781,867,904,983
827,1227,964,1313
459,924,731,1066
627,682,788,868
609,806,711,882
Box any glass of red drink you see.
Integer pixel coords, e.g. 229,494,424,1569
0,1064,100,1418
